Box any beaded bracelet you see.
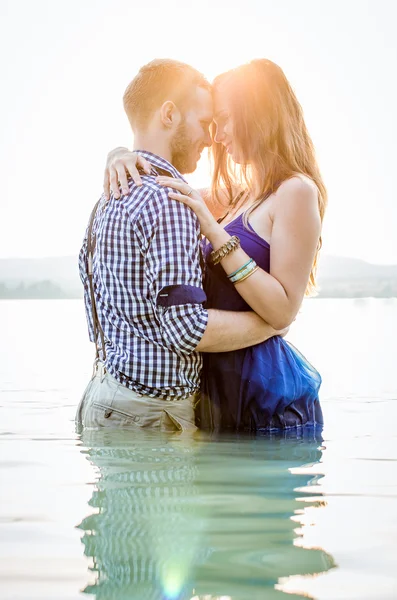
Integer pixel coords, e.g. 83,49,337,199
210,235,240,265
228,259,258,284
228,258,256,283
227,259,253,279
233,265,259,284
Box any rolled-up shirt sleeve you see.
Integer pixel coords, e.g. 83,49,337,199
135,188,208,356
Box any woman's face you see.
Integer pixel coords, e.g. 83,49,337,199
213,83,241,162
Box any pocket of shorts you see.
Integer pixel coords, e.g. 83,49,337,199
90,401,141,427
92,395,141,425
90,377,141,427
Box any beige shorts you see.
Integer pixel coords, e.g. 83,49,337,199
75,363,198,432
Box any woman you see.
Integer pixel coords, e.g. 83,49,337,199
103,59,326,433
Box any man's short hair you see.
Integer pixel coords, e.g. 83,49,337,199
123,58,211,130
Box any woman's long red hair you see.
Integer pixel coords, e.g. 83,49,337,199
211,59,327,296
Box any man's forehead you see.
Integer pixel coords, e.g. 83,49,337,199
192,86,213,119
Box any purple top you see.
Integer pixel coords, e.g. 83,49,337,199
199,211,322,432
201,212,270,310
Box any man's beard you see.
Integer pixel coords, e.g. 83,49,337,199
170,120,196,174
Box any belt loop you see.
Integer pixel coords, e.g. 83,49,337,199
91,358,99,378
92,359,107,381
95,361,106,382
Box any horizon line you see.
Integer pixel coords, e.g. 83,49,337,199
0,253,396,268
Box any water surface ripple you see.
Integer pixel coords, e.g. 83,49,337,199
0,299,396,600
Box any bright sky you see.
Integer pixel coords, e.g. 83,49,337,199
1,0,396,264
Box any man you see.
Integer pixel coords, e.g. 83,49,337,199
76,59,279,432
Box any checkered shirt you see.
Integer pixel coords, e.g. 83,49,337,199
79,151,208,400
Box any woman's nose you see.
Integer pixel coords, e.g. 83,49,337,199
214,126,224,143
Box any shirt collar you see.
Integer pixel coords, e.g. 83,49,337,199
134,150,188,183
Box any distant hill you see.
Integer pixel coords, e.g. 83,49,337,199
0,256,81,298
317,255,397,280
0,254,396,299
0,256,79,285
316,255,397,297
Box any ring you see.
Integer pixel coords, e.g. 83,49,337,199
186,187,193,196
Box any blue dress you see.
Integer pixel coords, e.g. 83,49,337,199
199,213,323,433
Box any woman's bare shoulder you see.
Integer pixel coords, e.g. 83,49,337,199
278,174,318,195
275,175,318,209
277,174,318,199
272,176,320,231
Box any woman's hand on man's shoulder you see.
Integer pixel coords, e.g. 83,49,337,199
103,148,152,200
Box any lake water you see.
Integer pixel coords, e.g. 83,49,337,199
0,298,396,600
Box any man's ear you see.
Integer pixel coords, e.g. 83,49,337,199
160,101,181,128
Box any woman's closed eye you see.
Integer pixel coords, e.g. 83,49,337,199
200,120,212,131
214,112,229,127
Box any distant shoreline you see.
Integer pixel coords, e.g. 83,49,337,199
1,296,395,300
1,253,396,300
0,288,396,300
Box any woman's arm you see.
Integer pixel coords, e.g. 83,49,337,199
102,149,222,213
157,175,321,330
207,177,321,329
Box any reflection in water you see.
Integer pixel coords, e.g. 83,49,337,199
76,428,335,600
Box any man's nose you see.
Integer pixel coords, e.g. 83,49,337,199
204,130,212,147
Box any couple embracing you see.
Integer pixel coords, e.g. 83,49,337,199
76,58,326,433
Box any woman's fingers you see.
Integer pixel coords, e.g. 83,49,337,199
109,166,121,199
114,161,130,195
124,156,152,188
137,155,152,175
156,177,202,201
108,154,153,197
155,176,186,192
122,159,141,189
103,170,111,200
106,164,193,201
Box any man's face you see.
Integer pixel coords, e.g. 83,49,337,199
171,87,213,174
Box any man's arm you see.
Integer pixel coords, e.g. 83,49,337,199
195,309,281,353
136,188,283,356
135,188,209,356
